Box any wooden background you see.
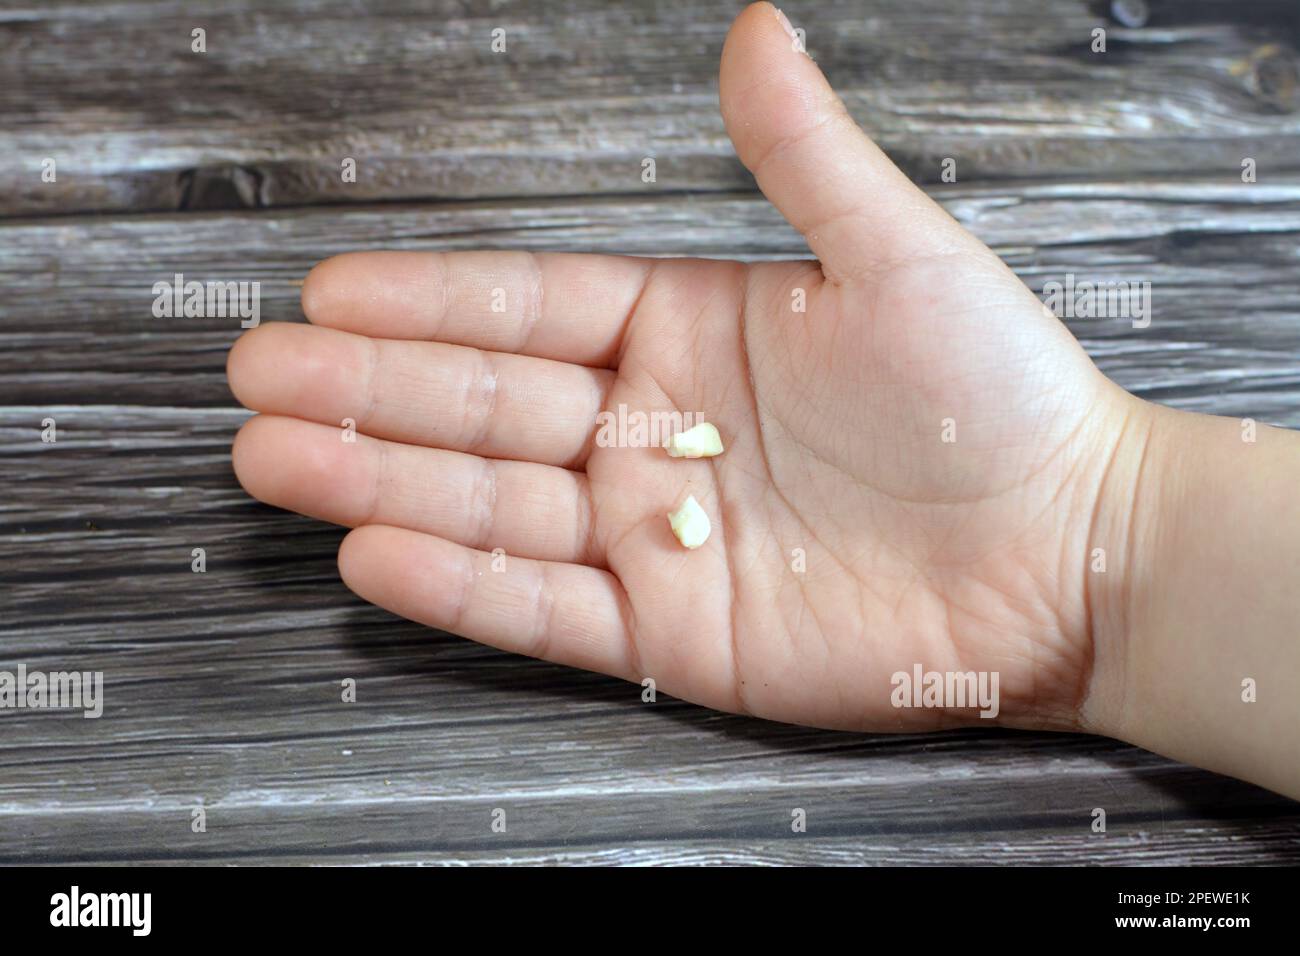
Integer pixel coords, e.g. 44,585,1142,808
2,0,1299,864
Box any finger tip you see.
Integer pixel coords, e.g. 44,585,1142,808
720,3,824,147
227,321,298,404
225,323,261,404
720,3,771,89
301,253,357,326
729,2,781,38
721,2,795,73
337,525,416,606
230,413,266,492
231,413,299,499
336,526,370,589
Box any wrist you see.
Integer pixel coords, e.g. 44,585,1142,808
1078,398,1300,798
1076,391,1163,741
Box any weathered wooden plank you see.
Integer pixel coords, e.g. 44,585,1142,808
4,0,1297,216
6,806,1300,865
3,660,1296,864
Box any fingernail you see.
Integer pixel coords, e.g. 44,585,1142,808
775,7,796,39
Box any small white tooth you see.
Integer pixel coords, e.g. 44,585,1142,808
667,494,711,550
666,422,724,458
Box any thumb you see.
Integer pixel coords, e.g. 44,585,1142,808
719,3,978,285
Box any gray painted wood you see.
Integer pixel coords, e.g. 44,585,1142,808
1,0,1298,864
4,0,1298,217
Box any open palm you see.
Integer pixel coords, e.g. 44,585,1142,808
229,3,1133,734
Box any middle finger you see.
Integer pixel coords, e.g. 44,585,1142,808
228,322,612,469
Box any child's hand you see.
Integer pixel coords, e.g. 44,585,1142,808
227,4,1300,797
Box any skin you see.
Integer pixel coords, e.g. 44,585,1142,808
228,4,1300,798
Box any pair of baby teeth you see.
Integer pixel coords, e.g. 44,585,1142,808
664,422,723,550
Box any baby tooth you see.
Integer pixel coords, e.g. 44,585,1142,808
666,422,724,458
667,494,711,549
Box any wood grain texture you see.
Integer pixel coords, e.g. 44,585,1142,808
3,0,1298,216
2,0,1299,865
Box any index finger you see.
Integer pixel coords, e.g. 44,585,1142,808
302,251,654,369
